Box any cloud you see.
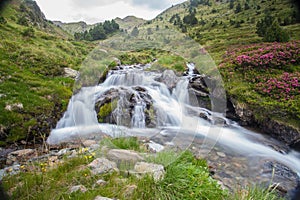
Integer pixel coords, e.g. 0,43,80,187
71,0,171,10
130,0,169,10
71,0,124,8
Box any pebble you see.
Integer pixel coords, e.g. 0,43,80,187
69,185,87,193
216,152,226,158
94,196,114,200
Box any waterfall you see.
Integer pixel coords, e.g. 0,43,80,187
47,63,300,189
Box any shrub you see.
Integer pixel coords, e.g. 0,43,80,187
22,27,35,37
263,20,289,42
0,16,7,24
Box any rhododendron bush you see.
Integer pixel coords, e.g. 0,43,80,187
222,41,300,102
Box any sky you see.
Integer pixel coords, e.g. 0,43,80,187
34,0,187,24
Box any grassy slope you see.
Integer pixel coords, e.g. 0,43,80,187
0,1,94,145
143,0,300,130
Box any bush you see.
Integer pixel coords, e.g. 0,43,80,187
22,27,35,37
0,16,7,24
17,16,28,26
263,20,289,42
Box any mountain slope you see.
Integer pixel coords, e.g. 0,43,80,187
125,0,300,143
53,21,96,35
0,0,94,146
115,15,146,31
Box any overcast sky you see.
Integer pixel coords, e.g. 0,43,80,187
35,0,186,24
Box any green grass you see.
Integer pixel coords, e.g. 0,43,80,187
0,2,95,145
2,138,283,200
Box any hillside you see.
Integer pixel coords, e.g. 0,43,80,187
0,0,298,148
115,16,146,31
53,21,96,35
125,0,300,144
0,0,94,146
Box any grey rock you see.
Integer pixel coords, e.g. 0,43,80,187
56,148,71,157
88,158,119,175
69,185,87,193
95,179,107,186
6,149,37,165
64,67,78,79
94,196,114,200
134,162,165,181
107,149,144,164
216,152,226,158
122,185,137,198
0,165,21,180
147,141,164,152
83,140,97,147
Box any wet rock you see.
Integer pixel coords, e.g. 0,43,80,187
107,149,144,165
6,149,37,165
88,158,119,175
94,196,114,200
95,87,155,128
261,119,300,147
189,76,208,94
134,162,165,181
157,70,179,90
69,185,87,193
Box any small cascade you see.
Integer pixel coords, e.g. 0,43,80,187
131,100,146,128
187,62,195,77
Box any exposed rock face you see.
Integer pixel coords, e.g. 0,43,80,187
230,99,255,126
95,86,156,128
261,119,300,147
21,0,50,30
229,98,300,146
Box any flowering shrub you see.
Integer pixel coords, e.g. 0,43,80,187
256,72,300,100
224,41,300,70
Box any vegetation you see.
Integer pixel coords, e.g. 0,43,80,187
74,20,119,41
220,41,300,126
2,137,283,200
0,0,94,146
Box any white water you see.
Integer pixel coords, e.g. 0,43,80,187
47,63,300,178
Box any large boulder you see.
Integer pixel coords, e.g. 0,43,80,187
95,86,156,128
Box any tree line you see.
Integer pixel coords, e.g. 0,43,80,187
74,20,119,41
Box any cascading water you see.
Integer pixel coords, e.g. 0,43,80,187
47,63,300,197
